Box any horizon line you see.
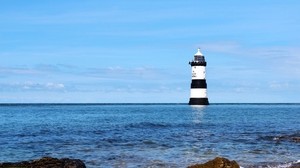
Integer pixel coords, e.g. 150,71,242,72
0,103,299,105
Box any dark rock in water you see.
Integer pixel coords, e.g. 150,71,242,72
0,157,86,168
259,132,300,143
290,162,300,168
273,134,300,143
187,157,240,168
292,137,300,143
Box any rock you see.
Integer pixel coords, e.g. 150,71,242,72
0,157,86,168
187,157,240,168
259,132,300,143
290,162,300,168
292,137,300,143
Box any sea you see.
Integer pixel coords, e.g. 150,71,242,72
0,103,299,168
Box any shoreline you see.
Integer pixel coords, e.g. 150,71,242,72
1,157,300,168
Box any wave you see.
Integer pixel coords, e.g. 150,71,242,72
242,160,300,168
125,122,171,129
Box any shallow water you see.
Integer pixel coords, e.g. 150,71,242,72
0,104,299,167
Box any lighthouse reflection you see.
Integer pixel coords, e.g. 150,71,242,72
190,105,207,124
190,105,207,108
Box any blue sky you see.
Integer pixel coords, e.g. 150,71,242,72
1,0,300,103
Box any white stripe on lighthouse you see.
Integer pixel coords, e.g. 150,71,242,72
191,66,206,79
190,88,207,98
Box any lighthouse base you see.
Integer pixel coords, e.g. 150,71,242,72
189,98,209,105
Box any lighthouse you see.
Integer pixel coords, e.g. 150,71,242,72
189,48,209,105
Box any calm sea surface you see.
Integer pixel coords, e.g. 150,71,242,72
0,104,299,167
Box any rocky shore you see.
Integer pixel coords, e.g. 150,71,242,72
0,157,86,168
1,156,299,168
188,157,239,168
0,157,239,168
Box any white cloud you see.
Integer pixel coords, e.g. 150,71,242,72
45,82,65,90
22,82,65,91
269,81,289,90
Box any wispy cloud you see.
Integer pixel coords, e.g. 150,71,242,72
0,10,109,24
0,81,65,91
0,66,40,76
0,63,186,95
0,5,193,25
200,42,242,55
269,81,289,90
201,42,300,74
201,41,300,102
0,64,80,76
85,66,171,80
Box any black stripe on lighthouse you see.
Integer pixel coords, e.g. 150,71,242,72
189,61,207,66
191,79,207,88
189,98,209,105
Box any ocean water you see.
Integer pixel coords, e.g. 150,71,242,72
0,104,299,168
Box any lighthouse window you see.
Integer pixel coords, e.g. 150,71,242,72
195,56,204,62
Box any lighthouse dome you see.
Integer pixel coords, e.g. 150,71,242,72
194,48,203,56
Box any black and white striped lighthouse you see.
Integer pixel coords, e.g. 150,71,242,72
189,49,209,105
